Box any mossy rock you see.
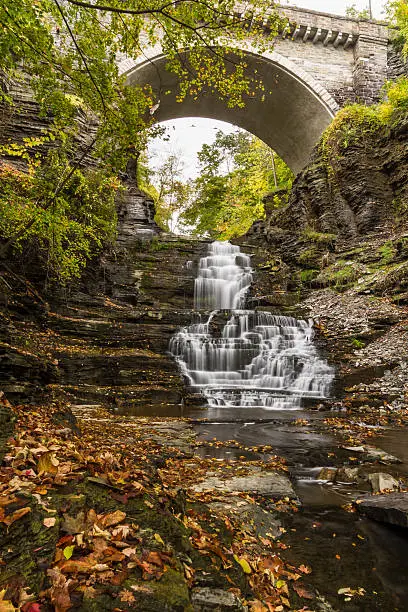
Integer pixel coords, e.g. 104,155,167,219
315,261,366,291
297,245,322,268
370,261,408,294
0,497,60,594
303,228,337,246
0,402,16,462
299,269,319,285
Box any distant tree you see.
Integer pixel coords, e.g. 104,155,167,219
180,130,294,239
346,4,371,19
148,153,193,232
388,0,408,56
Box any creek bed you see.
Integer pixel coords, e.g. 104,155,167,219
188,405,408,611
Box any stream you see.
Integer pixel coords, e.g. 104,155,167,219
170,241,408,610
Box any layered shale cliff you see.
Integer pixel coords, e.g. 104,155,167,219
244,111,408,298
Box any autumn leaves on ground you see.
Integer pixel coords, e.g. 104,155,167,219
0,394,318,612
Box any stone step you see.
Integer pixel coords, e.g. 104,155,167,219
58,353,180,386
61,384,183,409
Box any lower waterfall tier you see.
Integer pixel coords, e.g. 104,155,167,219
170,310,334,409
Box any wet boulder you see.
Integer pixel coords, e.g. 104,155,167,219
357,492,408,528
368,472,399,493
335,466,359,483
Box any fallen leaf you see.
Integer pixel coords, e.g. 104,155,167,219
119,589,135,604
145,551,164,567
298,564,312,574
37,452,59,475
3,507,31,526
61,512,86,535
154,533,164,546
22,604,41,612
63,546,75,560
293,583,314,599
60,556,97,574
43,517,56,528
233,555,252,574
0,589,17,611
47,568,72,612
249,601,268,612
99,510,126,528
259,555,284,574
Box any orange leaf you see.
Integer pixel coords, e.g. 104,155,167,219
293,582,314,599
4,506,31,526
99,510,126,528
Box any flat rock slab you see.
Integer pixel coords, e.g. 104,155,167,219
191,587,246,611
192,469,295,498
209,498,283,538
343,445,402,464
357,492,408,528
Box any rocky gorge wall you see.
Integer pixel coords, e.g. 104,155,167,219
245,111,408,286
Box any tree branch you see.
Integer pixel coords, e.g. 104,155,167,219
65,0,238,20
53,0,108,115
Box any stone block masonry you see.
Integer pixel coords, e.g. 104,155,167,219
274,6,390,106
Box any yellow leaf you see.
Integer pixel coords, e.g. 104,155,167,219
154,533,164,545
233,554,252,574
0,590,17,611
38,452,59,475
63,545,75,560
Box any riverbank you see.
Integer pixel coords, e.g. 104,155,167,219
0,396,323,611
2,391,408,611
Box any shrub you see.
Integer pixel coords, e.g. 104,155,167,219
0,156,119,285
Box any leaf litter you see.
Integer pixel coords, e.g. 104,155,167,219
0,397,319,610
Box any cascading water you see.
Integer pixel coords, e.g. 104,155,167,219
170,241,334,409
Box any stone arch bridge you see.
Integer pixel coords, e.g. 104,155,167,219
119,5,392,173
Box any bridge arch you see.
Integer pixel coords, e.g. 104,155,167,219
120,47,339,174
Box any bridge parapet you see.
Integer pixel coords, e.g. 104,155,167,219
274,6,389,106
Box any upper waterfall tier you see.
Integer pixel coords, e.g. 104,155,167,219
194,241,252,310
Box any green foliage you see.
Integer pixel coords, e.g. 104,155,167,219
351,337,366,349
379,77,408,126
378,241,397,264
179,130,293,239
0,0,283,284
298,246,321,268
321,104,385,160
317,261,360,290
0,0,282,173
299,269,319,284
0,159,118,284
303,227,337,246
321,74,408,174
321,0,408,165
148,154,193,232
388,0,408,56
345,4,371,19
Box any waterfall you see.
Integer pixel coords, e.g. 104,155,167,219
170,241,334,410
